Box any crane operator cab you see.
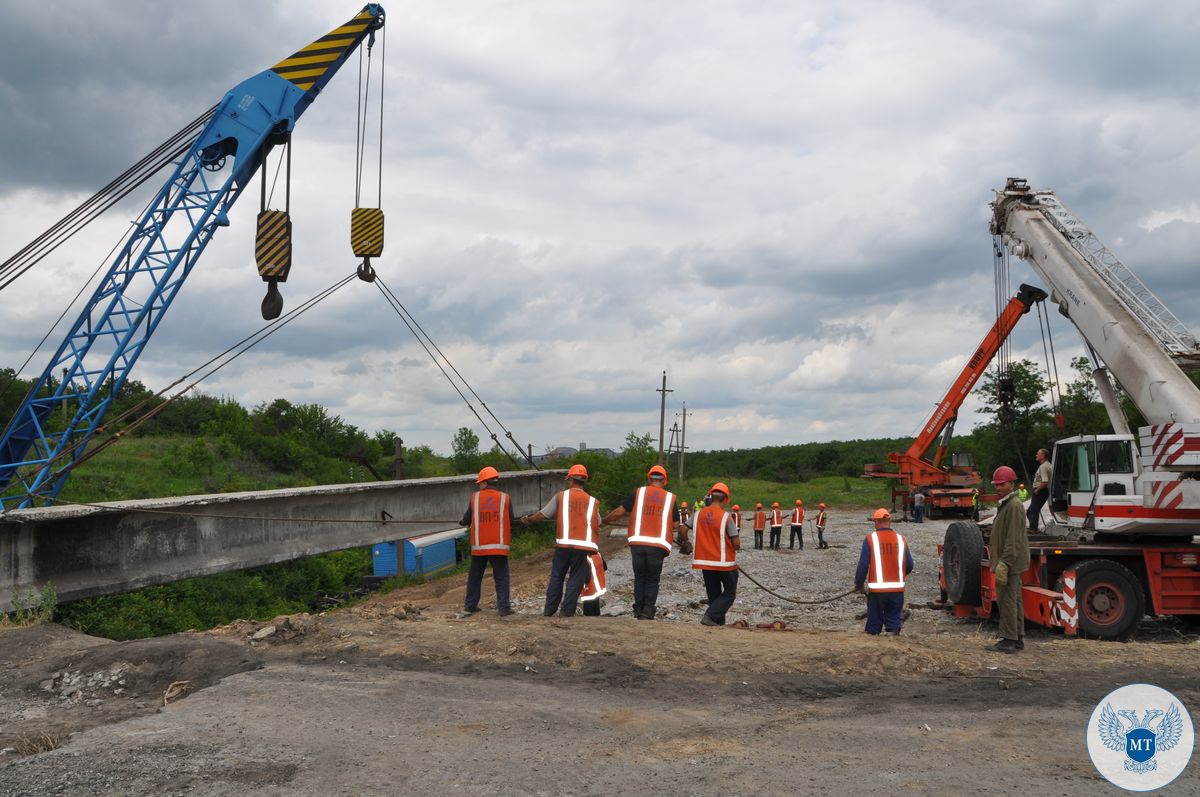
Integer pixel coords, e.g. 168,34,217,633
1050,434,1198,536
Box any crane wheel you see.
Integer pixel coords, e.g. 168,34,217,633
1072,559,1144,640
942,521,983,606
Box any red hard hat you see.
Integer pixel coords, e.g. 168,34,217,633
991,465,1018,484
710,482,731,499
567,464,589,480
476,466,500,483
647,464,668,484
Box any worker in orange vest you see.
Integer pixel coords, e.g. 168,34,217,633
854,508,914,634
815,503,829,549
460,466,515,615
681,482,740,626
752,503,766,550
679,501,690,527
579,552,607,616
523,463,601,617
602,464,681,620
789,499,805,550
769,501,783,550
730,504,742,536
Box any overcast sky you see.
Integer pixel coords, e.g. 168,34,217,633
3,1,1200,458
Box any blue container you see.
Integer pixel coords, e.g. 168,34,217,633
374,528,466,578
372,541,400,577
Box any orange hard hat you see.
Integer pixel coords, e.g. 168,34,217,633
681,501,689,508
476,466,500,483
818,502,827,509
871,508,891,521
567,464,589,480
732,504,741,510
772,501,780,508
794,499,803,506
991,465,1018,484
647,464,668,484
755,503,763,509
710,482,730,499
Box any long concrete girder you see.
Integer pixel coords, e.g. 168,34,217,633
0,470,563,613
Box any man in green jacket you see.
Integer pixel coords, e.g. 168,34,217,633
989,465,1030,653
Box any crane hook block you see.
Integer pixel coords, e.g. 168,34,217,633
256,210,293,282
351,207,384,258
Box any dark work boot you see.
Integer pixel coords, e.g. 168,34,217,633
991,638,1020,654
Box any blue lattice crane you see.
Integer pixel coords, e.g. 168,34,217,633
0,5,386,509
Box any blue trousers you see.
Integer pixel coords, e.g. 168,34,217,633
914,505,925,523
865,591,905,634
465,554,510,612
544,547,590,616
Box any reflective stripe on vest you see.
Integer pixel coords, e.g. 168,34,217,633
556,489,599,551
753,512,766,531
792,508,803,524
868,530,907,591
816,511,827,529
771,509,782,526
692,508,736,570
471,489,511,554
628,486,675,552
581,552,607,600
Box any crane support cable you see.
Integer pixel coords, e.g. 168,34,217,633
373,275,539,469
11,271,358,493
0,105,218,292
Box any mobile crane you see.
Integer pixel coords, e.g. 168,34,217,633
864,283,1048,518
940,178,1200,639
0,6,386,510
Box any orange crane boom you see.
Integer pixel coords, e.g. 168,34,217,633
864,283,1047,515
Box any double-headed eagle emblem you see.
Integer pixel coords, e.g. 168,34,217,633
1098,703,1184,774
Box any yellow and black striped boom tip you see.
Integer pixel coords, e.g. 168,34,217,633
270,6,383,93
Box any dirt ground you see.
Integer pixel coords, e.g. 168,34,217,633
3,515,1200,796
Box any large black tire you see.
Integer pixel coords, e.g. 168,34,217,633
943,520,984,606
1073,559,1145,641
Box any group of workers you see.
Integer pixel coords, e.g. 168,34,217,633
745,500,829,550
459,456,1032,652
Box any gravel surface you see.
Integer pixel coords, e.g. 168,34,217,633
514,511,960,632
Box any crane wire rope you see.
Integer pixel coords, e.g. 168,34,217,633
0,105,218,292
1035,302,1063,421
5,271,358,501
372,275,539,469
353,31,384,209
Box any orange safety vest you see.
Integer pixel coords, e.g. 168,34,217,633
692,506,736,571
815,510,827,530
770,509,783,527
791,507,804,524
470,488,511,555
866,529,907,593
556,488,600,552
731,511,742,532
753,511,766,531
627,485,676,554
580,552,607,601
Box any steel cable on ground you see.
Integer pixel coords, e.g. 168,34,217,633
6,272,359,500
374,276,538,468
371,279,528,469
736,565,857,605
0,106,217,292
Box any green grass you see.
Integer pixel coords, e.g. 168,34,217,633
674,474,894,511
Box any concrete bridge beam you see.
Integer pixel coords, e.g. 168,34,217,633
0,470,563,613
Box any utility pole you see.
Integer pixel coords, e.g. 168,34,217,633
656,371,673,465
677,402,689,480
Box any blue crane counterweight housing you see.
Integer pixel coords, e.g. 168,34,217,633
0,5,384,510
